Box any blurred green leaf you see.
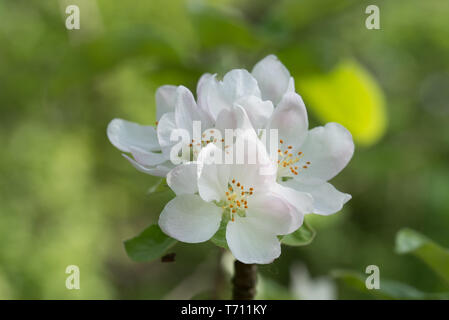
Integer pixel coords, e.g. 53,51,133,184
396,228,449,285
188,3,261,49
281,220,316,246
298,60,386,146
269,0,355,32
333,270,449,300
146,180,176,213
191,290,215,300
256,276,295,300
124,224,177,262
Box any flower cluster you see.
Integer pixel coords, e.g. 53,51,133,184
108,55,354,264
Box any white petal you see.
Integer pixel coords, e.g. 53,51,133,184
156,112,178,157
196,73,215,119
197,73,213,95
226,214,281,264
283,180,351,215
221,69,261,102
271,183,314,216
246,194,297,235
122,154,173,177
129,146,166,167
175,85,212,133
266,92,309,149
197,144,230,202
229,131,277,193
252,55,292,105
215,105,255,133
235,95,274,130
290,263,337,300
197,73,229,121
156,85,177,120
166,162,198,195
295,122,355,184
287,77,295,92
159,194,222,243
107,118,159,153
198,70,261,120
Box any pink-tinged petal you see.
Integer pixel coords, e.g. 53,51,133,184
156,85,177,120
107,118,159,153
166,162,198,195
252,55,292,105
159,194,222,243
295,122,355,184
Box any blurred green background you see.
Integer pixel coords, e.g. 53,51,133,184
1,0,449,299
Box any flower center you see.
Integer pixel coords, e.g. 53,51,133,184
221,179,254,222
276,139,311,178
187,129,229,160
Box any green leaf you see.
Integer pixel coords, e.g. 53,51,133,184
124,224,177,262
210,217,229,249
281,220,316,246
298,60,386,146
396,228,449,285
333,270,449,300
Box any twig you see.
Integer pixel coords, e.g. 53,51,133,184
232,260,257,300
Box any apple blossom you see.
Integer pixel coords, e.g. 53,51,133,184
158,130,313,264
107,85,178,177
108,54,355,265
253,56,354,215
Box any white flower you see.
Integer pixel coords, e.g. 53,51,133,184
107,85,178,177
290,263,337,300
107,79,267,175
158,128,313,264
107,55,354,262
249,55,355,215
197,69,274,130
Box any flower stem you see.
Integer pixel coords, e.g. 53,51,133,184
232,260,257,300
